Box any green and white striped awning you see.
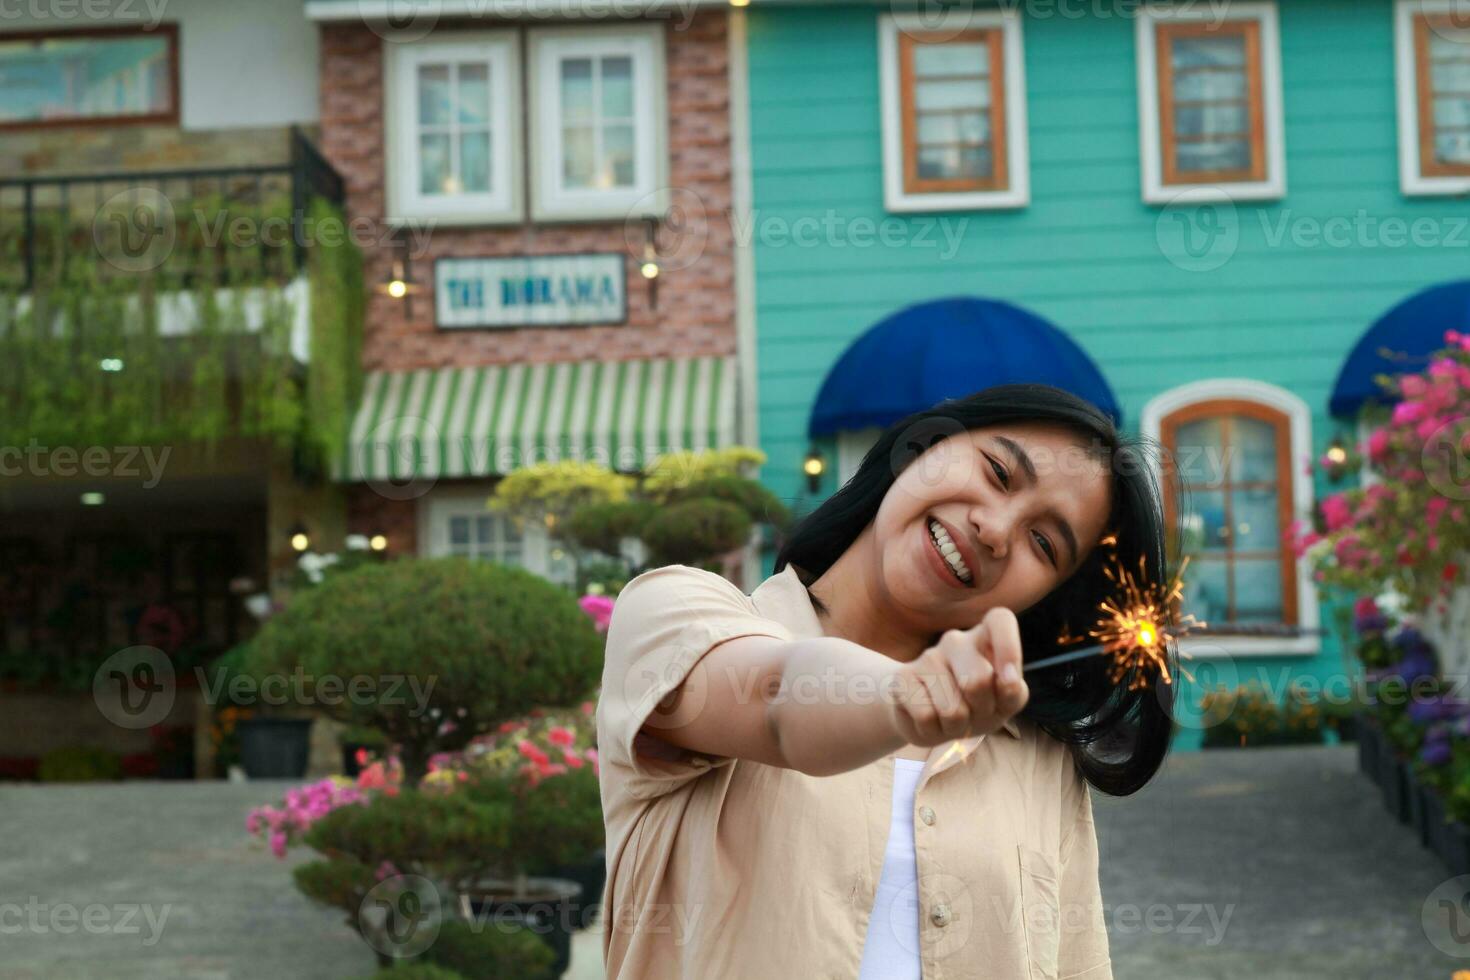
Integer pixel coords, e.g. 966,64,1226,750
336,355,738,482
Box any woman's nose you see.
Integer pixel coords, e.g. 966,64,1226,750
972,512,1010,559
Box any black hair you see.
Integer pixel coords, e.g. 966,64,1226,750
775,383,1177,797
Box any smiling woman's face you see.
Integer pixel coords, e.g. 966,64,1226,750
868,421,1114,634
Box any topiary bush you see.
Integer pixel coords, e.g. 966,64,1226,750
245,558,604,786
641,499,752,567
461,764,604,877
420,919,555,980
364,965,465,980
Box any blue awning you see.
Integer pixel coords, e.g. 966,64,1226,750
1330,280,1470,416
808,296,1120,437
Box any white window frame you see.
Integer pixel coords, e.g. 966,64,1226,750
1396,0,1470,196
384,32,522,225
417,486,574,586
1141,378,1319,658
878,10,1031,212
527,24,669,222
837,428,882,487
1135,3,1287,204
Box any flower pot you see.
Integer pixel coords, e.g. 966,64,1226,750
1357,722,1381,786
461,877,582,979
1407,773,1432,848
1442,819,1470,878
236,718,313,780
1381,755,1411,824
535,849,605,931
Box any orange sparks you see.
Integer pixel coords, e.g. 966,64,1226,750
1087,551,1203,690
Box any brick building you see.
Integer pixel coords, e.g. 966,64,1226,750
307,1,751,582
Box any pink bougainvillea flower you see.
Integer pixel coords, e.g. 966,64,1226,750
1393,400,1428,426
269,830,287,859
1320,493,1353,532
1400,375,1429,399
1367,428,1391,461
579,594,616,632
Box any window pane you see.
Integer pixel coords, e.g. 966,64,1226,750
460,131,490,192
1181,557,1230,625
1233,558,1283,623
1231,416,1278,483
601,56,633,118
1175,139,1251,173
449,516,469,546
1435,130,1470,165
1174,417,1225,486
502,519,523,544
560,58,594,124
1173,68,1247,102
915,78,989,111
1175,103,1249,138
917,111,990,145
1430,30,1470,60
0,33,172,124
1433,58,1470,93
604,123,635,187
502,547,525,565
917,144,991,181
1230,486,1280,551
1181,489,1229,553
418,64,451,126
562,125,595,188
458,63,489,125
475,515,494,546
1433,96,1470,129
419,133,452,194
913,41,989,78
1171,35,1247,70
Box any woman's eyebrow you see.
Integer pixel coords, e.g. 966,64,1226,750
996,434,1079,567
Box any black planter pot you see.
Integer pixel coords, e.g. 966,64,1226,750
535,850,606,931
237,718,313,779
1442,818,1470,878
1332,716,1359,744
463,877,582,979
1357,722,1381,786
1381,755,1411,824
1407,773,1432,848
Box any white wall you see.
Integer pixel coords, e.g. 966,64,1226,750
3,0,319,130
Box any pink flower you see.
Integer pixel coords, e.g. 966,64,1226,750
579,595,616,632
1401,375,1429,399
1392,400,1428,426
1428,497,1450,528
580,700,595,716
563,749,585,769
1320,494,1354,533
375,861,399,882
517,739,550,765
498,720,522,734
1368,428,1391,461
1353,596,1379,620
269,830,287,859
548,726,575,748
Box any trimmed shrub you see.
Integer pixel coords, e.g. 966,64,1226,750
563,500,655,557
245,558,604,786
641,499,751,567
364,966,464,980
421,920,555,980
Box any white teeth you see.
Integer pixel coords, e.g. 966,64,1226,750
927,519,972,584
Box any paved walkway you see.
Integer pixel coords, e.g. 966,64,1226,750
0,746,1461,979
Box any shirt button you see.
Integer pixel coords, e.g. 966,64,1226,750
931,903,951,927
918,805,935,826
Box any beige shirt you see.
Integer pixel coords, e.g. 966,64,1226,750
596,564,1112,980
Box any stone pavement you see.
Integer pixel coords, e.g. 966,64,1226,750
0,746,1462,979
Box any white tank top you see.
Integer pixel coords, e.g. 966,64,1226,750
857,758,927,980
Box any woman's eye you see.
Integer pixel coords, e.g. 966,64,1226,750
1033,530,1056,566
987,455,1009,488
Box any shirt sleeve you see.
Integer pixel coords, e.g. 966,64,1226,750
596,564,795,802
1057,777,1113,980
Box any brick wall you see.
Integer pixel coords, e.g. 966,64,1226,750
3,125,317,177
318,12,737,373
346,486,419,558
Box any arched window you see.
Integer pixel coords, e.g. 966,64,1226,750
1143,380,1318,654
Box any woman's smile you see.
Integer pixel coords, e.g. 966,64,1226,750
923,515,976,589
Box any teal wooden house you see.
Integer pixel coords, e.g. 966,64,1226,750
735,0,1470,744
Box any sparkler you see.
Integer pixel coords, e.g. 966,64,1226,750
928,540,1203,770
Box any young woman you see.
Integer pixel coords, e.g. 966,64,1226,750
596,384,1176,980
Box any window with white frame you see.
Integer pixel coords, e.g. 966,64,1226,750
1135,4,1286,203
385,33,520,223
420,490,575,586
1396,0,1470,195
1142,380,1318,657
879,11,1030,211
528,25,668,221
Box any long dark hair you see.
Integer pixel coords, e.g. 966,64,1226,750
775,383,1177,797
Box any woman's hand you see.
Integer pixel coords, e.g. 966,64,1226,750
887,607,1031,747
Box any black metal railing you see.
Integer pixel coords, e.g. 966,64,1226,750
0,127,346,292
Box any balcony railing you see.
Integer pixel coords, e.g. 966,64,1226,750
0,127,346,292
